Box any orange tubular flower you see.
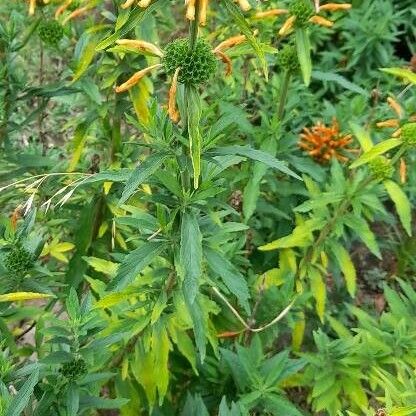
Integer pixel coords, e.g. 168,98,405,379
121,0,251,25
254,1,351,37
299,119,355,164
376,97,416,138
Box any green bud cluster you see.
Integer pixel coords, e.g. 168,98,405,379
38,20,64,45
277,44,300,73
369,156,394,182
289,0,314,27
4,245,33,275
401,122,416,147
163,38,217,86
60,358,87,380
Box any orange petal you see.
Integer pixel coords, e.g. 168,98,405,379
55,0,73,18
387,97,403,118
400,158,407,184
310,15,334,27
116,39,164,57
168,67,180,123
138,0,152,6
214,34,246,53
392,128,402,138
29,0,36,15
376,119,400,128
121,0,135,8
236,0,251,11
62,6,90,24
217,331,243,338
278,15,296,36
319,3,352,11
216,51,233,76
199,0,209,25
115,63,162,93
253,9,289,19
186,0,196,20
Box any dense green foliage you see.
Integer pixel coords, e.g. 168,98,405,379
0,0,415,415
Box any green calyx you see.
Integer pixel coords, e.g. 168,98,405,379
163,38,217,86
4,245,33,275
38,20,64,45
277,44,300,73
289,0,314,27
401,122,416,146
60,358,87,380
369,156,394,182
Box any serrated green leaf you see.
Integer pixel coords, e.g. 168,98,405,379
119,153,169,204
6,368,39,416
107,242,167,291
180,211,202,303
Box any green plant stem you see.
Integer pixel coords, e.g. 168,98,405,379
278,70,291,120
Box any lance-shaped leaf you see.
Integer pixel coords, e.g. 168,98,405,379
350,139,401,168
310,268,325,322
0,292,54,303
186,85,202,189
180,211,202,303
331,242,356,297
6,368,39,416
296,28,312,86
107,242,167,291
381,67,416,85
119,153,169,204
384,180,412,236
211,145,301,180
205,247,250,314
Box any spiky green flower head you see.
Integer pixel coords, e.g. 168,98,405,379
277,43,299,73
163,38,217,86
289,0,314,27
60,358,87,380
401,122,416,147
369,156,394,182
4,245,34,275
38,20,64,45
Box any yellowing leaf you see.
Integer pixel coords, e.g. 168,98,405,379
381,67,416,85
384,180,412,236
350,123,373,152
0,292,54,302
84,257,118,276
310,268,326,322
292,311,305,352
331,242,356,296
259,218,323,251
94,292,133,309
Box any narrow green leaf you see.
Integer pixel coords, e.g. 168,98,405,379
344,215,381,258
205,247,250,314
6,368,39,416
180,211,202,303
186,86,202,189
68,122,89,172
212,145,301,180
331,242,356,296
295,28,312,86
107,242,167,291
312,71,368,95
350,139,401,168
119,153,168,204
384,180,412,236
72,33,99,82
66,287,81,321
349,123,374,152
222,0,268,78
66,384,80,416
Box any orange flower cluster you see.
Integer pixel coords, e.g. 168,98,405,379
299,119,354,163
